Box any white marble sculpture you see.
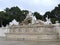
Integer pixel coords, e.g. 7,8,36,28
26,11,37,24
44,16,51,25
9,19,19,26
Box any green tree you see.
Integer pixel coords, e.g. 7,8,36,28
33,12,42,20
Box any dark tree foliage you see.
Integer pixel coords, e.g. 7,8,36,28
33,12,42,20
0,6,28,27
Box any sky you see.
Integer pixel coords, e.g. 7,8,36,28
0,0,60,15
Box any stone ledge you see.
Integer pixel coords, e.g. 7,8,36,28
5,32,57,35
6,33,58,41
6,37,59,41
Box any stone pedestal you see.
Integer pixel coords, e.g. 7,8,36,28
5,25,58,41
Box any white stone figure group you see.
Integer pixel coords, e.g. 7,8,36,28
26,12,52,25
9,19,19,26
26,11,37,24
44,16,51,25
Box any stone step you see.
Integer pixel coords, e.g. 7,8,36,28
6,33,58,41
6,32,57,35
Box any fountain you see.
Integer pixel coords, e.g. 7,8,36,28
5,12,59,41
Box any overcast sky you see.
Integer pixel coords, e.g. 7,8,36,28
0,0,60,15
